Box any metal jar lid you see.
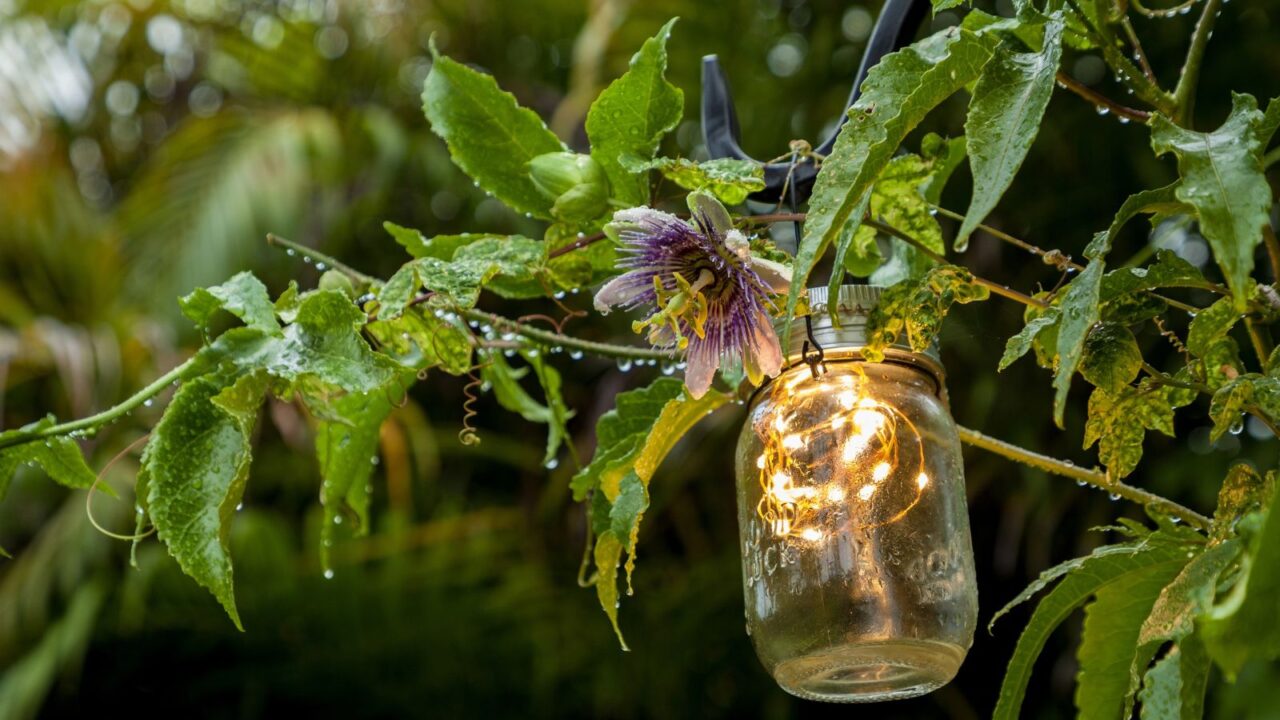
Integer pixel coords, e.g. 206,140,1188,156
777,285,946,391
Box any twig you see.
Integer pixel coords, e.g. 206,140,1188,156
957,425,1211,530
862,218,1050,308
548,230,608,259
1055,71,1152,123
1263,224,1280,283
459,308,675,361
1121,17,1158,85
267,234,375,285
1172,0,1224,127
0,359,195,451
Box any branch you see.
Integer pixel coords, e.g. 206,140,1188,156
459,308,676,361
267,234,375,285
957,425,1212,530
1172,0,1224,126
862,218,1050,308
547,230,607,259
1055,72,1152,124
0,358,195,451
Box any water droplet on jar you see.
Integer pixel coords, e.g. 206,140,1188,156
323,569,335,579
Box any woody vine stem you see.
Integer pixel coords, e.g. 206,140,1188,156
0,230,1214,532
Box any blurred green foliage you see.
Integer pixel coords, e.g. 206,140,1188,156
3,0,1280,717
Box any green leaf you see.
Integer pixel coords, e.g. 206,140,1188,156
585,19,682,207
383,222,485,261
1134,541,1240,691
1099,250,1206,304
398,237,549,307
1151,94,1272,310
1200,480,1280,676
0,417,107,499
619,156,764,205
868,135,969,287
545,222,618,290
1074,550,1191,720
835,135,967,288
1000,310,1059,371
956,14,1063,251
142,371,268,629
422,45,567,218
522,350,573,468
863,265,989,362
1139,634,1211,720
573,378,728,502
376,262,420,320
1187,295,1241,358
1080,323,1142,393
1051,231,1112,428
788,26,994,346
826,190,874,296
992,532,1198,720
1212,463,1275,541
314,375,407,572
1083,384,1184,479
1209,374,1280,442
179,271,279,336
593,531,627,649
575,378,730,647
453,237,549,299
482,352,552,424
199,290,400,395
366,309,473,376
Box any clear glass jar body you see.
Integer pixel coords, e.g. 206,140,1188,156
734,356,977,702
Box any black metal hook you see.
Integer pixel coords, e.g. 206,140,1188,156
700,0,931,206
801,313,826,379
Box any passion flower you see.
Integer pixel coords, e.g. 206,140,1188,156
594,192,791,397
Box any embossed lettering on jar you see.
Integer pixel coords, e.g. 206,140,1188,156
734,285,977,703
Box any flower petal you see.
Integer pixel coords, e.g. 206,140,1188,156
750,316,783,379
683,345,718,399
607,207,686,241
687,191,733,241
594,274,648,313
748,257,793,294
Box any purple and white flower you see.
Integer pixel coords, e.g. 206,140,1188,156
594,192,791,398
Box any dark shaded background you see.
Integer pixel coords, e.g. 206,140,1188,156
3,0,1280,717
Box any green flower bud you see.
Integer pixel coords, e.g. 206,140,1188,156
318,269,356,298
528,152,610,222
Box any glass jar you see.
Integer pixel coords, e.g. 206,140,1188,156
734,285,977,703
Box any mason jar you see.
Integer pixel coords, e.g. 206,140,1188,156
734,284,977,703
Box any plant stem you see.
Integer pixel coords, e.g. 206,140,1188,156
267,234,375,285
1121,16,1158,84
1263,224,1280,282
1172,0,1224,127
862,219,1050,308
548,230,607,259
459,308,676,361
0,358,196,451
956,425,1211,530
1054,71,1152,123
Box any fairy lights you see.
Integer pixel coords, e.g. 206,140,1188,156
753,363,930,541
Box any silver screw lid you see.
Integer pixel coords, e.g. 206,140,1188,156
778,284,945,385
